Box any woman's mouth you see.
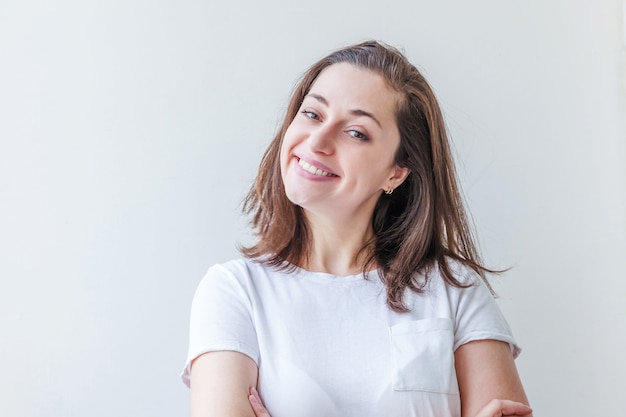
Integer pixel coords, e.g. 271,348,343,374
297,158,338,177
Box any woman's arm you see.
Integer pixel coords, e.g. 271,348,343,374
248,384,533,417
455,340,532,417
190,351,259,417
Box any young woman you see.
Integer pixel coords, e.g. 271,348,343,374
183,40,532,417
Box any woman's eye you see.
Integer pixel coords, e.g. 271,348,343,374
301,110,320,120
347,130,369,141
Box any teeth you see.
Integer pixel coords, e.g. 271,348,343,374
298,158,334,177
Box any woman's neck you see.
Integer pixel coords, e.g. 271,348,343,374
302,210,375,276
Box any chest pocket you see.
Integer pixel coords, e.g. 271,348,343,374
389,318,459,394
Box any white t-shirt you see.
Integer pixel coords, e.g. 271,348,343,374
182,258,520,417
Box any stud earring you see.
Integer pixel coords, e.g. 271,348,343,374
385,187,394,195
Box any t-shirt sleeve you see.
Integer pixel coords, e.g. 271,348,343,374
452,276,521,358
181,263,260,387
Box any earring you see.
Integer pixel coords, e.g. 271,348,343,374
385,187,394,195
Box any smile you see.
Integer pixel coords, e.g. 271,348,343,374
297,158,338,177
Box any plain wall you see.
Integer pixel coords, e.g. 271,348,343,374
1,0,624,415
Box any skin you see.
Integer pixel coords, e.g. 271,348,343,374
246,339,532,417
190,351,258,417
455,340,532,417
189,64,532,416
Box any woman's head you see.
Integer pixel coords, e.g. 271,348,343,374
242,40,492,311
279,62,410,223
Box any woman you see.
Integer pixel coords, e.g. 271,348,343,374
183,40,532,417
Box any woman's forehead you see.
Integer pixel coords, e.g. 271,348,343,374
306,63,401,115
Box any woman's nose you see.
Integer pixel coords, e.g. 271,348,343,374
307,124,335,155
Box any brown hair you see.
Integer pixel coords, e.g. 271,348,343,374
241,40,496,312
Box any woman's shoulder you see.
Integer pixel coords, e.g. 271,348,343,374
422,258,485,291
204,258,265,278
403,259,496,313
193,259,274,301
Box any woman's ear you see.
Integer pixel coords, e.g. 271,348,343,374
390,165,411,189
382,165,410,194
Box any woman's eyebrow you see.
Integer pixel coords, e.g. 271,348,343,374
307,93,329,106
306,93,382,128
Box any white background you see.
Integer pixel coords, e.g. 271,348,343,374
1,0,624,416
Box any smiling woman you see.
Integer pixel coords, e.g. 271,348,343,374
182,41,532,417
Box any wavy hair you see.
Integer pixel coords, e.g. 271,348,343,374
241,40,496,312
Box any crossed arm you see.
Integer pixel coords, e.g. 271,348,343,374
190,339,532,417
190,350,258,417
454,339,532,417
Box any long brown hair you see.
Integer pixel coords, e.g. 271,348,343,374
241,40,496,312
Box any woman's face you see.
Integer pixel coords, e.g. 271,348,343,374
280,63,409,221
